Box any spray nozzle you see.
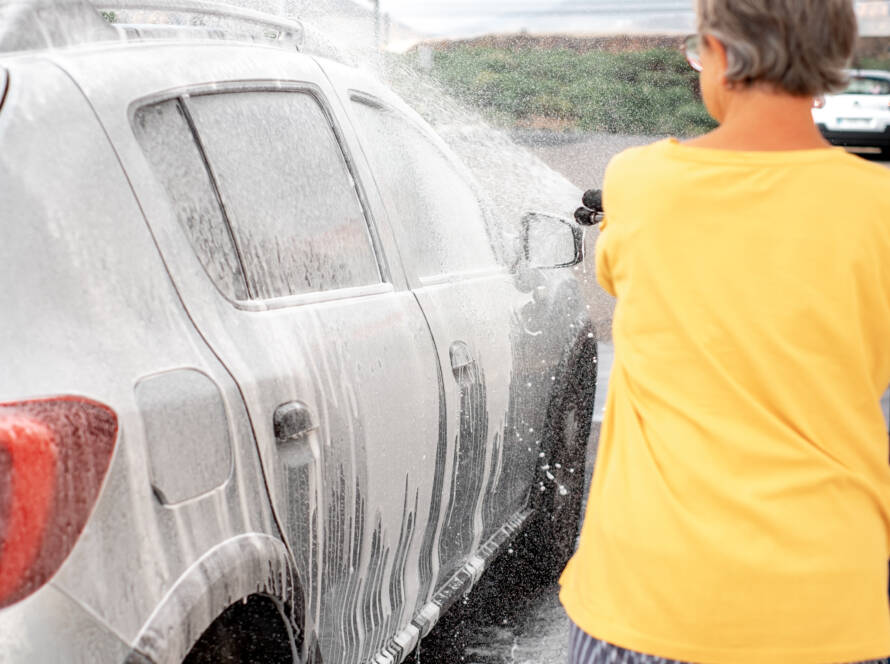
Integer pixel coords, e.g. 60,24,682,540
574,189,604,226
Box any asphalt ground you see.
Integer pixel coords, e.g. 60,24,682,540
405,133,889,664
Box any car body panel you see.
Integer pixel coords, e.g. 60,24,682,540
0,583,131,664
125,534,300,664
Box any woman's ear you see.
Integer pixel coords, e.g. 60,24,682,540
704,34,731,87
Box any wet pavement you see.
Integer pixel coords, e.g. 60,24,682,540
518,130,660,190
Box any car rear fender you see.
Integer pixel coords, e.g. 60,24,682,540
124,534,306,664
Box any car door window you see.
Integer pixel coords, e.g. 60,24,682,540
846,76,890,95
186,90,382,300
349,98,497,282
133,99,249,301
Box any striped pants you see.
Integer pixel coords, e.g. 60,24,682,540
568,622,890,664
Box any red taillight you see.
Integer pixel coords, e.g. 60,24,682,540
0,397,117,609
0,416,56,604
813,97,825,109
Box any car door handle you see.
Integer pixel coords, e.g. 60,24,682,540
273,401,317,446
449,341,475,378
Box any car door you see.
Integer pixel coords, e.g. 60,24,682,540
123,77,444,663
346,96,543,585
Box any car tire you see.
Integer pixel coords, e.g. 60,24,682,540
518,327,597,582
182,594,301,664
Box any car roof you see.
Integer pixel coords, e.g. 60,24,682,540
0,0,361,71
849,69,890,80
0,33,377,103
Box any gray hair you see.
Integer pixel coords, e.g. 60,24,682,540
696,0,858,96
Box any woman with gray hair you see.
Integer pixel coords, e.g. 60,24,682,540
559,1,890,662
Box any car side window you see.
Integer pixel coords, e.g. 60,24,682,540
349,98,497,282
185,91,382,300
133,99,249,301
846,77,890,95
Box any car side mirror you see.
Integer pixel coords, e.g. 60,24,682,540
520,212,584,269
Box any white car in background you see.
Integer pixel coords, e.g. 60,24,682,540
813,69,890,157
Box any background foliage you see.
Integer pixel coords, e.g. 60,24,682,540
416,45,890,137
423,46,714,136
859,56,890,70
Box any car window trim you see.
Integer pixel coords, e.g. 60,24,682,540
177,96,255,299
418,266,510,287
130,80,393,308
232,281,396,312
131,98,253,302
0,68,9,114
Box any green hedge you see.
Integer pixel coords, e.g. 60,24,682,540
858,56,890,71
420,46,890,137
422,46,717,136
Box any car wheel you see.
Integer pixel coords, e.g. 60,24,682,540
518,329,597,582
182,594,301,664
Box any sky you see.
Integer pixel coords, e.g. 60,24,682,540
375,0,696,37
351,0,890,38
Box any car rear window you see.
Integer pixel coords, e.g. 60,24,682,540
845,76,890,95
185,90,382,300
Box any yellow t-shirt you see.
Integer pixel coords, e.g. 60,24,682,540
560,138,890,664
